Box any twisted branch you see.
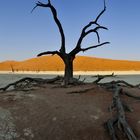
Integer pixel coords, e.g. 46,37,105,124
32,0,66,54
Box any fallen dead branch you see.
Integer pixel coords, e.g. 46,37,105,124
0,75,85,92
100,80,140,89
106,85,137,140
67,87,95,94
92,73,116,84
92,73,140,89
91,74,139,139
123,90,140,100
0,76,63,92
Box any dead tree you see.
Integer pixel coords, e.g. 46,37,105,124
32,0,109,85
10,64,14,73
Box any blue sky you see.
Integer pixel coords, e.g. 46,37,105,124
0,0,140,61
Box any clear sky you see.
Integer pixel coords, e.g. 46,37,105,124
0,0,140,61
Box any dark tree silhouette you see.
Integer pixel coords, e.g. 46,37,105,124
32,0,109,85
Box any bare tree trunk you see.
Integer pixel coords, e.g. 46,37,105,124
63,55,74,85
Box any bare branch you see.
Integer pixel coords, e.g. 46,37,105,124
69,25,108,56
95,31,100,43
31,1,50,13
86,26,108,34
84,26,108,40
75,22,99,49
70,0,108,56
48,0,51,4
81,42,110,52
77,0,107,44
32,1,66,53
37,51,60,57
95,0,106,23
31,5,38,13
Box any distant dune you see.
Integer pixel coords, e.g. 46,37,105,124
1,55,140,71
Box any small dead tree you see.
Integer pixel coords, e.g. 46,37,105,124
32,0,109,85
10,64,14,73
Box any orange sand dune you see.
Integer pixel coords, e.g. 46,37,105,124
0,55,140,71
0,61,20,71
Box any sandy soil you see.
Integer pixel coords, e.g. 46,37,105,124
0,84,139,140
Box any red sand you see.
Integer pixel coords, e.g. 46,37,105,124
1,55,140,71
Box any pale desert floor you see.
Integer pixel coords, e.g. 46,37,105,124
1,70,140,75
